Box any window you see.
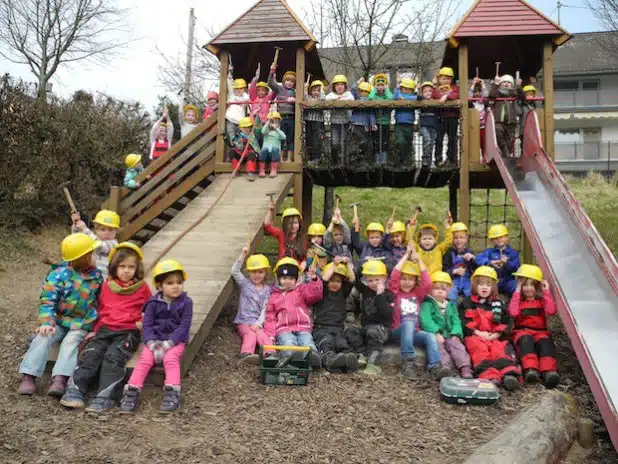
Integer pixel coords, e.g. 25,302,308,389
582,81,599,90
555,81,578,91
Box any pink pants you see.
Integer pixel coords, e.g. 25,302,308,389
128,343,185,388
236,324,273,354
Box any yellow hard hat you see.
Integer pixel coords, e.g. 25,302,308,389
108,241,144,263
61,233,101,262
451,222,469,234
390,221,407,235
125,153,142,169
93,210,120,229
232,78,247,89
310,80,324,89
488,224,509,239
256,81,269,90
523,85,537,93
365,222,385,235
323,262,349,279
361,259,387,277
267,111,282,120
472,266,498,281
238,116,254,128
183,104,198,113
332,74,348,85
439,67,455,78
402,261,420,276
421,81,435,89
513,264,543,282
358,82,372,93
246,254,271,271
283,71,296,81
273,257,301,274
373,73,388,84
431,271,453,286
152,259,187,284
417,223,439,241
281,207,302,220
307,223,327,236
400,78,416,89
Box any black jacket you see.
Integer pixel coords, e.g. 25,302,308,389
313,281,354,329
355,281,394,327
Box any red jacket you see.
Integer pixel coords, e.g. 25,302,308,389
264,223,307,262
461,295,510,337
264,278,323,337
387,269,432,330
508,290,556,331
433,84,460,117
93,280,152,332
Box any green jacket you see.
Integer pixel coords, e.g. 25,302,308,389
261,124,286,150
368,88,393,125
420,297,463,339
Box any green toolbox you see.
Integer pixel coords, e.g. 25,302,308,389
440,377,500,405
259,345,312,386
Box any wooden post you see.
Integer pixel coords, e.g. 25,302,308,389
458,43,470,225
448,180,458,221
543,42,555,159
302,171,313,225
215,50,229,167
294,47,305,165
108,186,121,213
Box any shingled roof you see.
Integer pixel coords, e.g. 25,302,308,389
552,31,618,76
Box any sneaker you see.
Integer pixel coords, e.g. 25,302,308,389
309,351,322,369
160,385,181,414
402,359,420,381
18,374,36,395
524,369,540,384
357,354,368,369
362,363,382,375
119,385,140,414
47,375,68,397
542,371,560,389
324,353,348,372
60,385,85,409
502,374,520,391
460,366,474,379
239,353,259,364
85,396,115,413
344,352,359,373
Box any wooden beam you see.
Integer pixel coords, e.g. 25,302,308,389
294,173,302,215
302,171,313,225
294,46,305,165
458,42,470,225
108,186,121,213
216,50,229,164
215,162,301,173
543,42,555,159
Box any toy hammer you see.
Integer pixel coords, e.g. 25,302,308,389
335,194,341,211
409,206,422,225
265,192,277,203
273,46,283,67
59,181,78,215
495,61,501,77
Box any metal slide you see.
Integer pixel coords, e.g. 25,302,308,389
484,110,618,450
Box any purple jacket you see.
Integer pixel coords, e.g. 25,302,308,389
142,292,193,345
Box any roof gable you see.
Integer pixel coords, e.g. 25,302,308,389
207,0,316,53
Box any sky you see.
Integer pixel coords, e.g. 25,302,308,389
0,0,602,110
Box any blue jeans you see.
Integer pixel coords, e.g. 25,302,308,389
259,146,281,162
448,276,471,301
276,331,317,358
19,326,86,378
391,320,440,368
420,126,436,165
281,116,295,151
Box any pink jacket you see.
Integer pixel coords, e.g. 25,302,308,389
249,79,275,124
388,269,432,330
264,278,323,337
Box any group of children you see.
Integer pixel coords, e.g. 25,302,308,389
18,209,193,414
230,202,560,391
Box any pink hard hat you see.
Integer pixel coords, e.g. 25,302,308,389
207,91,219,101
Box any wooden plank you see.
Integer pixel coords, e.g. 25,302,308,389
468,108,482,171
216,51,229,165
458,43,470,226
215,162,301,173
109,186,121,213
542,42,554,159
294,46,305,165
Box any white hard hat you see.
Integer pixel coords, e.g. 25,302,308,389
500,74,514,85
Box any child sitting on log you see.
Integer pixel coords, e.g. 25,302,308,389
232,247,275,363
150,106,174,161
71,209,120,280
231,116,259,182
124,153,144,189
18,233,102,397
268,65,296,162
476,224,520,296
443,222,476,301
61,242,151,412
324,207,353,261
119,260,193,414
259,111,286,178
264,201,306,263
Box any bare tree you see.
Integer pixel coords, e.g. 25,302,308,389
585,0,618,54
0,0,131,100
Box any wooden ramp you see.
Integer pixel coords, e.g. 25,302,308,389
140,173,294,373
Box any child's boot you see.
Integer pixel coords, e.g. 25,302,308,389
47,375,68,397
231,159,239,173
309,350,322,369
258,162,267,178
160,385,181,414
324,352,348,372
269,162,279,178
18,374,36,395
502,374,520,391
524,368,540,384
344,352,359,372
246,160,256,182
460,366,474,379
542,371,560,389
60,384,85,408
119,385,141,414
401,359,420,381
85,396,115,413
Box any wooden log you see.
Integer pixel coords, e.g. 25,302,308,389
462,392,579,464
577,417,594,449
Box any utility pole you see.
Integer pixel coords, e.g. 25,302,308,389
183,8,196,102
557,0,562,25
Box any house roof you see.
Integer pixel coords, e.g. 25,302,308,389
206,0,317,54
447,0,571,46
552,31,618,76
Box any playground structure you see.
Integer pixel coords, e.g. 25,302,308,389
95,0,617,450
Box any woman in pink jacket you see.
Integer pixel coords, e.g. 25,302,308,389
264,257,323,368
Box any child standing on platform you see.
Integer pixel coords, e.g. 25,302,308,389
393,77,418,166
325,75,354,164
433,67,460,166
18,234,102,396
489,74,523,157
469,77,488,158
264,201,307,263
202,91,219,120
443,222,476,301
231,117,259,182
71,209,120,280
259,111,285,178
418,81,438,168
119,260,193,414
232,248,274,362
61,242,151,412
349,80,376,165
149,107,174,161
476,224,520,296
226,65,250,149
520,85,540,137
179,103,199,138
304,80,326,162
268,65,297,162
249,63,275,139
368,74,393,164
124,154,144,189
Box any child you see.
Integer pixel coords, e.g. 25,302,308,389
202,90,219,120
259,111,286,178
71,209,120,279
412,214,454,275
149,107,174,161
226,65,250,150
460,266,521,390
18,233,102,396
249,63,275,135
304,80,326,162
324,207,353,261
393,77,417,165
119,259,193,414
476,224,520,296
264,257,323,368
369,73,393,164
351,220,392,273
420,271,473,378
231,116,259,181
469,77,488,158
509,264,559,387
433,67,460,165
520,84,539,137
307,222,326,247
349,80,376,165
124,153,144,189
489,74,523,157
443,222,476,301
268,65,296,162
264,201,306,262
313,258,359,372
325,74,354,164
418,81,438,168
383,219,408,270
60,242,151,412
179,103,199,138
232,248,274,362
